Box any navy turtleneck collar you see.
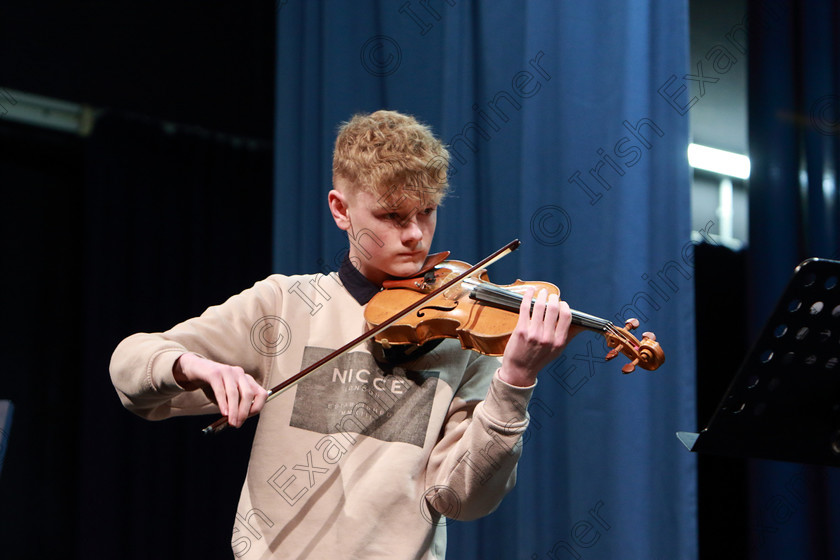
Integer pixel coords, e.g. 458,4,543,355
338,256,444,362
338,258,380,305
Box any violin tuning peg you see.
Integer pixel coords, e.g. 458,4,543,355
642,331,656,341
605,348,620,361
622,361,637,374
624,318,640,330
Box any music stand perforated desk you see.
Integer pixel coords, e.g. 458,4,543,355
678,258,840,467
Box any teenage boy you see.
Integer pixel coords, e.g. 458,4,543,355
110,110,575,559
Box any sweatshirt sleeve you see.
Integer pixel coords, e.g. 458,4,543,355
423,353,534,521
109,277,281,420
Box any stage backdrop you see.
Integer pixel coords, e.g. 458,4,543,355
273,1,696,559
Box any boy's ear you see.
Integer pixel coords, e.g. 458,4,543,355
328,189,351,231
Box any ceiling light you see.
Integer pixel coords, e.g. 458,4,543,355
687,143,750,179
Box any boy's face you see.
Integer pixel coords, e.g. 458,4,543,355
329,181,438,285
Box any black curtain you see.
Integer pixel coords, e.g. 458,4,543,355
746,0,840,558
0,112,272,559
0,121,86,557
694,243,750,559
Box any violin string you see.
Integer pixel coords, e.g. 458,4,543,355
461,278,648,364
462,279,614,332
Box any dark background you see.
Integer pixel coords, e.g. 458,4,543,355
0,3,275,140
0,3,275,558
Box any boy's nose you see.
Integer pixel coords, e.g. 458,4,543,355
401,216,424,243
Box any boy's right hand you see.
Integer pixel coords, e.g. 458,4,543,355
173,353,268,428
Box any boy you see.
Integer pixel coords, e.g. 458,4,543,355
110,110,575,558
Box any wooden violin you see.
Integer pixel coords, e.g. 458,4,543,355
203,239,662,434
365,261,665,374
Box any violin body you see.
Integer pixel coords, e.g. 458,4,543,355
366,260,556,356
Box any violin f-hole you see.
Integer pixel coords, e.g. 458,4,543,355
416,302,459,317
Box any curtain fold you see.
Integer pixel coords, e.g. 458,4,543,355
274,2,696,558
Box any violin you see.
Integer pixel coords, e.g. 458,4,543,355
365,261,664,374
202,239,663,434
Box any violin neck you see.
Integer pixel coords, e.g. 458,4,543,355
465,280,613,333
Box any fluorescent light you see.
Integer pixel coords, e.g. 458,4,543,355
0,87,96,136
687,143,750,179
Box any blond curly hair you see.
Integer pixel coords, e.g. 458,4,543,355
332,110,449,203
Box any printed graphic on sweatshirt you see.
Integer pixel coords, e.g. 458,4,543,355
289,347,439,448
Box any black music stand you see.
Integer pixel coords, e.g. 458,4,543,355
677,258,840,467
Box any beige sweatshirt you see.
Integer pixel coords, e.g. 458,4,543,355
110,268,534,559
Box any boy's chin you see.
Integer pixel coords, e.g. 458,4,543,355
386,258,426,279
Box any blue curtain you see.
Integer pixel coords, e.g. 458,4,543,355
748,0,840,558
274,2,696,558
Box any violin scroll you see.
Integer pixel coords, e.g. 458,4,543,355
603,318,665,374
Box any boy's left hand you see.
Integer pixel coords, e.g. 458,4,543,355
498,286,581,387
